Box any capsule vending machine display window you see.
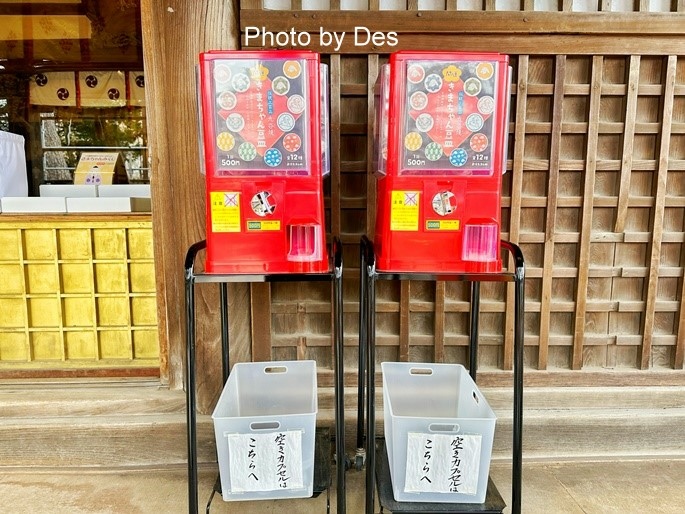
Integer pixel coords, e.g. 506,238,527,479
198,50,329,273
374,51,511,273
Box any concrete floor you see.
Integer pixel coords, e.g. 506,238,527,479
1,459,684,514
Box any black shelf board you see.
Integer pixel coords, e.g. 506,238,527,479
375,440,505,514
211,427,332,500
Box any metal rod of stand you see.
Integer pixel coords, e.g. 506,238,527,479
184,240,206,514
469,281,481,381
185,274,198,514
500,239,525,514
365,265,376,514
334,250,346,514
357,240,367,451
512,262,525,514
219,283,230,384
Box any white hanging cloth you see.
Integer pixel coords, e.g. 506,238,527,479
0,130,29,197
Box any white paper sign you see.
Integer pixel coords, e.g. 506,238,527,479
227,430,304,493
404,432,482,495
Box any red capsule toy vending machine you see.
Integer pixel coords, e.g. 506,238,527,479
198,50,330,273
374,51,511,273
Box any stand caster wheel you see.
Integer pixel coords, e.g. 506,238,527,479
354,448,366,470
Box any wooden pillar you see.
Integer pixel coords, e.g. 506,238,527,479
141,0,249,412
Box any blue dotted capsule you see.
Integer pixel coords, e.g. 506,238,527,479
449,148,468,167
264,148,282,167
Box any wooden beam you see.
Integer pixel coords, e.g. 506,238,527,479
539,55,566,371
240,34,685,56
142,0,241,406
330,54,342,238
641,56,677,370
675,248,685,368
614,56,640,234
240,11,685,35
251,283,272,362
572,56,603,370
366,55,379,239
0,368,160,379
319,367,685,388
434,282,446,363
504,56,528,372
400,281,410,362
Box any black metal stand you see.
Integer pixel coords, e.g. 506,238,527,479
358,237,525,514
185,238,346,514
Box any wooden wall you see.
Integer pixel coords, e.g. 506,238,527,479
141,0,246,410
142,1,685,412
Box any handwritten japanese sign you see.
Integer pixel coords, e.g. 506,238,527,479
226,430,304,493
404,432,482,495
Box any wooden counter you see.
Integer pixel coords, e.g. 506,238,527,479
0,214,159,378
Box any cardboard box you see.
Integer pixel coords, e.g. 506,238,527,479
73,152,128,185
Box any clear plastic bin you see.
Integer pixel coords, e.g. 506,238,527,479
382,362,496,504
212,360,317,501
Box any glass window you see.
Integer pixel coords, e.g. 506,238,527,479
0,0,148,194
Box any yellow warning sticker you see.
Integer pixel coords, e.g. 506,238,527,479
390,191,420,231
210,192,241,233
426,220,460,231
246,220,281,231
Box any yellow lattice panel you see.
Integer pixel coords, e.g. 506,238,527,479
0,332,27,361
0,216,159,372
61,264,94,293
0,229,20,260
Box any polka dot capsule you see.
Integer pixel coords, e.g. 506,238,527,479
404,132,423,152
424,142,443,161
264,148,282,167
449,148,468,167
238,142,257,161
470,133,488,152
216,132,235,152
283,133,301,152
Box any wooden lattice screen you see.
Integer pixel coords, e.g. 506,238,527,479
238,3,685,384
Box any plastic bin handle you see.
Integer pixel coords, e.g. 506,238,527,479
264,366,287,374
409,367,434,376
249,421,281,431
428,423,461,433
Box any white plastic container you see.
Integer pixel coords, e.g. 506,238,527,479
212,360,317,501
382,362,496,504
